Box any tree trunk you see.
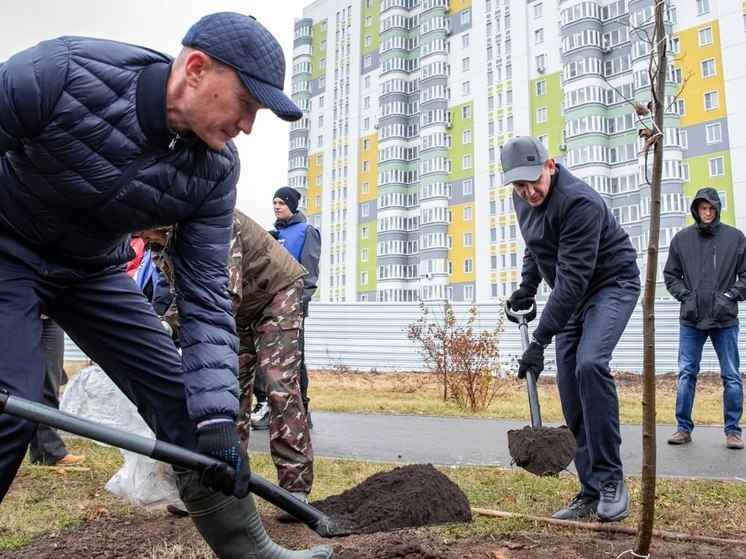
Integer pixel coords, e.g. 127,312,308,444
634,1,668,555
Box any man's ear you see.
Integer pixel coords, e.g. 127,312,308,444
547,158,556,175
184,51,210,87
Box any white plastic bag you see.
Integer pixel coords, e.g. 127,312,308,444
60,365,181,509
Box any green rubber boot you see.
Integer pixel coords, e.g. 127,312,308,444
175,471,335,559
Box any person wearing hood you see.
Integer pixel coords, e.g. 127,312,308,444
251,187,320,431
502,136,640,523
664,187,746,450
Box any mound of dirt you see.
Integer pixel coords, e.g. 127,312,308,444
312,464,472,534
507,425,576,476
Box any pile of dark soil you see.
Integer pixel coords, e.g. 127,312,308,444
507,425,576,476
312,464,472,534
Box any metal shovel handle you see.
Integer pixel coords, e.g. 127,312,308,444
0,390,348,537
504,301,542,428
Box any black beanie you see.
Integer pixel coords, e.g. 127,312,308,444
273,187,301,213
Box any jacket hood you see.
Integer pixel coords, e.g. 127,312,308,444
691,187,721,227
274,210,307,229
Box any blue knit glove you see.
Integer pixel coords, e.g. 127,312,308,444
196,421,251,498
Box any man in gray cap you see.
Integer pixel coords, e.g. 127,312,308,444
502,136,640,523
0,11,333,559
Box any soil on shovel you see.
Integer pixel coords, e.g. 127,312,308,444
311,464,472,534
507,425,576,476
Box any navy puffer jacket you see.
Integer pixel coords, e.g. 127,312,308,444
0,37,240,421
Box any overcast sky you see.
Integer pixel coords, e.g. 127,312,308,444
0,0,308,228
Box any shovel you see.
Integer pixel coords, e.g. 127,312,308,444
504,301,576,476
0,389,351,537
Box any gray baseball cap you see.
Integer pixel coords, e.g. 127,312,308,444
500,137,549,184
182,12,302,122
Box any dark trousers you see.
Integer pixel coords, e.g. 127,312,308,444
554,276,640,499
28,319,69,464
0,239,195,501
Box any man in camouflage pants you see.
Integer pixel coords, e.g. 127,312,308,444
138,208,314,502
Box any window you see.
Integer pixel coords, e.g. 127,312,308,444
463,232,473,247
673,67,683,85
535,54,547,73
362,181,369,194
361,203,369,217
462,34,470,48
462,81,471,95
704,91,719,111
462,57,470,72
315,195,321,206
534,29,544,44
537,107,548,123
363,54,372,68
676,99,686,117
365,15,372,27
363,96,370,109
462,179,473,195
667,5,677,23
365,35,372,47
463,206,473,221
533,2,543,18
463,154,472,170
363,117,370,129
361,248,368,262
681,163,690,182
316,154,323,165
317,135,323,147
709,157,724,177
363,138,370,151
536,80,547,96
361,226,369,239
461,8,471,24
362,160,370,172
696,0,710,16
705,123,722,144
361,271,368,285
316,174,323,186
462,129,472,144
464,285,474,301
364,76,371,88
464,259,473,274
679,130,688,149
701,59,715,78
698,27,713,46
462,105,472,119
318,115,324,126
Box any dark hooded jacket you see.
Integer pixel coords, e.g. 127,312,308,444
663,187,746,329
0,37,240,422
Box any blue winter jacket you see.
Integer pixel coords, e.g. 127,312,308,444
0,37,240,422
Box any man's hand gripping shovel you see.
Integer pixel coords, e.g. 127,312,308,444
504,301,576,477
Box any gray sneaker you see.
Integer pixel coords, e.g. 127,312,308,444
250,406,270,430
551,495,599,520
596,480,629,522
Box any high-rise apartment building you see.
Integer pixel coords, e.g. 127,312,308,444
288,0,746,303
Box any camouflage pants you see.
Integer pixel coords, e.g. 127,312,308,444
235,278,313,493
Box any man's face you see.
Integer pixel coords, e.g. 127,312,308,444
698,201,717,224
181,54,266,150
511,159,556,208
273,198,294,221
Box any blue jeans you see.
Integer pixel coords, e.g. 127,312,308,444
554,276,640,499
676,324,743,436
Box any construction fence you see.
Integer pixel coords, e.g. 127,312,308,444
64,299,745,375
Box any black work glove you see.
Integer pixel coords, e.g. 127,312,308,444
508,287,535,311
518,341,545,380
196,421,251,499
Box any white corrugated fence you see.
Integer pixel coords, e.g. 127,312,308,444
65,299,744,375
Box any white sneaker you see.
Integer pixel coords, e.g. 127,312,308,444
250,401,268,422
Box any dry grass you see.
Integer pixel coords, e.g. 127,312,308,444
308,369,731,426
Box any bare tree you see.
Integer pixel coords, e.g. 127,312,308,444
632,1,669,556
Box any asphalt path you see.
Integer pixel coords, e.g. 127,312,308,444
248,411,746,481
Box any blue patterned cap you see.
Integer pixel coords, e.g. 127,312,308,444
183,12,302,121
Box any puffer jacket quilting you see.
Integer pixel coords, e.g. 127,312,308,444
0,36,240,421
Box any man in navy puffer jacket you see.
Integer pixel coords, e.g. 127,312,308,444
0,12,334,559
